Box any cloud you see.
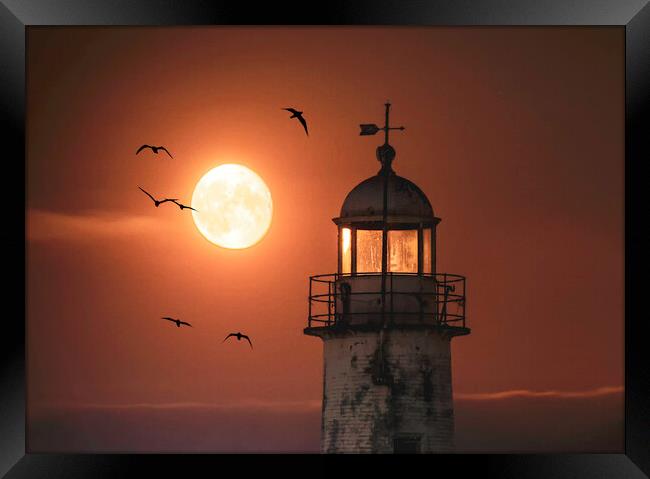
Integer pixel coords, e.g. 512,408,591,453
26,209,164,242
39,399,322,413
38,386,623,411
455,385,623,401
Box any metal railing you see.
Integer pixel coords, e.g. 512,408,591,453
307,272,466,329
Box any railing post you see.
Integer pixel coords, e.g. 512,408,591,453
308,277,312,328
437,274,442,325
327,280,332,326
334,274,339,324
463,276,467,329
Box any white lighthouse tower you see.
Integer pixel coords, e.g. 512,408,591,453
304,103,470,454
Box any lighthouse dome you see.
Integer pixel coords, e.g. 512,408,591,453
339,172,434,220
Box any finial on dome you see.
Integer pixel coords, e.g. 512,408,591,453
376,143,396,173
359,101,405,175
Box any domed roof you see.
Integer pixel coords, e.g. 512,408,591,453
339,172,434,220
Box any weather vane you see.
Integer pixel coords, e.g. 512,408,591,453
360,101,405,173
359,101,405,145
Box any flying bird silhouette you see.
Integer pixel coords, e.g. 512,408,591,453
138,187,178,207
161,317,192,328
171,200,197,212
223,332,253,349
136,144,173,158
282,108,308,136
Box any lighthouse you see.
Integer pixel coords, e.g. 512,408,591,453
304,103,470,454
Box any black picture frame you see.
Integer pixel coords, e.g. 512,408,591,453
2,1,648,477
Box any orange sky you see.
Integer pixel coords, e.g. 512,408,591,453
26,26,624,450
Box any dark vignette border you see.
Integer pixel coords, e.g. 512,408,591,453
1,1,648,477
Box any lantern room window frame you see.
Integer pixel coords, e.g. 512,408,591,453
336,219,440,276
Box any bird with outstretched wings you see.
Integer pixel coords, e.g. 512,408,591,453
161,316,192,328
171,200,197,212
136,144,173,158
223,332,253,349
138,187,178,207
282,108,308,136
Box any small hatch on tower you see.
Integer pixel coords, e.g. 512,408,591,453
394,434,422,454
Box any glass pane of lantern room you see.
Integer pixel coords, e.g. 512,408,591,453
356,230,383,273
422,228,432,274
341,228,351,274
388,230,418,273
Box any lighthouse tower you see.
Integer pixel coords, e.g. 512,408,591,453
304,103,470,454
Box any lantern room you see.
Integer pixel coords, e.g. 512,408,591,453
334,161,440,276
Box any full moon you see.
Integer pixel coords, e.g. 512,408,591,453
191,164,273,249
